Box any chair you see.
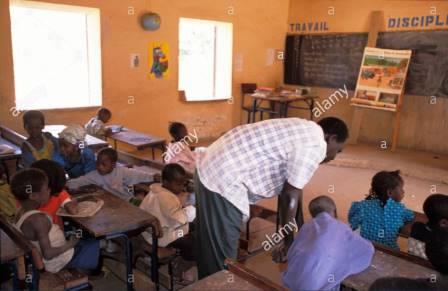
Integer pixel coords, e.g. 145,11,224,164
132,235,178,291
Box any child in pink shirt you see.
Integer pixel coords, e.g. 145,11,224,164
163,122,199,176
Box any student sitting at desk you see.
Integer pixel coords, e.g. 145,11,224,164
66,148,154,202
408,193,448,259
349,170,414,250
164,122,200,176
31,159,78,229
20,110,61,167
11,168,100,273
85,107,112,140
140,164,196,282
370,228,448,290
283,195,374,291
58,125,96,178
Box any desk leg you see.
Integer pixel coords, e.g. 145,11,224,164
151,229,160,290
114,140,118,150
31,260,40,291
107,234,134,291
269,101,276,119
251,99,257,123
151,148,155,160
1,161,9,183
283,103,290,118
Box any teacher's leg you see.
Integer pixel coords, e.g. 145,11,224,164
194,172,243,279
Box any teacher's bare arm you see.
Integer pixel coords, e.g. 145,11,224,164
272,182,302,263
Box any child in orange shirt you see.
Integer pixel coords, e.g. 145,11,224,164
31,159,78,228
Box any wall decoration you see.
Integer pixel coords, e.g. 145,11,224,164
148,41,169,79
140,12,161,31
351,47,411,111
130,53,140,68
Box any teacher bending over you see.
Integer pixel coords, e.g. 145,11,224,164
194,117,349,278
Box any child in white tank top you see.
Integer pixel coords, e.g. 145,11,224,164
11,168,100,273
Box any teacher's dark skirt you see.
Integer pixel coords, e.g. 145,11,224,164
194,171,243,279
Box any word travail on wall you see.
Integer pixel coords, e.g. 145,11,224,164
289,22,329,33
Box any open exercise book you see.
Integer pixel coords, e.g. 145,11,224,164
57,198,104,218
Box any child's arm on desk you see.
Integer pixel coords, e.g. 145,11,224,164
66,172,98,191
60,191,79,215
32,214,78,260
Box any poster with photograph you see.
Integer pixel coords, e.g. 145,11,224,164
148,42,169,79
351,47,412,111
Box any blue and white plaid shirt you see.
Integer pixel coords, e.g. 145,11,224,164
197,118,327,218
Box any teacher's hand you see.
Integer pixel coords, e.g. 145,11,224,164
271,241,289,263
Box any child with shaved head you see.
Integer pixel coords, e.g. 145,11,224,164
283,195,374,291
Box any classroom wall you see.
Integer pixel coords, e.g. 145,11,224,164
0,0,289,148
288,0,448,154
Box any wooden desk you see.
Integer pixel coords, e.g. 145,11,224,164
183,269,264,291
240,246,444,291
70,191,158,237
68,191,160,290
249,94,318,122
44,125,109,151
183,258,285,291
344,248,441,291
108,128,166,160
0,136,22,182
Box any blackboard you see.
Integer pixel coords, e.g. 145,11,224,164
284,34,367,90
377,31,448,97
285,31,448,97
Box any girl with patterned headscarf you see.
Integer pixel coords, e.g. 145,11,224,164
58,125,96,178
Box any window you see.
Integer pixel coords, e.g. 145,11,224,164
10,0,102,110
179,18,233,101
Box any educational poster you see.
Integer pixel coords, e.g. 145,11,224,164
351,47,412,111
148,41,169,79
